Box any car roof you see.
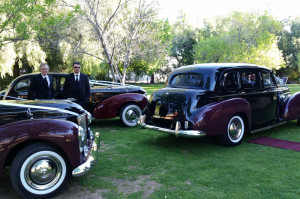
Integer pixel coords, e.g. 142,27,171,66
173,63,271,73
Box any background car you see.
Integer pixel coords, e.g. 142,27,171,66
139,63,300,146
0,100,100,198
0,73,148,126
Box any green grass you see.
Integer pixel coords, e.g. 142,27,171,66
1,83,300,198
70,83,300,198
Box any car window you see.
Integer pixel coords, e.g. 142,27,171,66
223,72,239,89
261,71,275,88
169,73,210,89
15,78,31,92
241,72,257,89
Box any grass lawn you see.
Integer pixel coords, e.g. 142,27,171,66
1,83,300,198
69,83,300,198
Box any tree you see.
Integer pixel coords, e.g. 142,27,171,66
277,17,300,80
170,13,197,67
65,0,162,84
0,0,58,76
194,11,285,70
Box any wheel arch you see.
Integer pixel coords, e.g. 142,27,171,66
117,101,143,116
4,139,70,168
193,98,251,136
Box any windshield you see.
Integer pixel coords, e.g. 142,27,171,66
169,73,211,90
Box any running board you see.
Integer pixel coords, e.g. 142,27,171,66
251,122,286,134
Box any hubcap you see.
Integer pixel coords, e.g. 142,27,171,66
125,108,140,123
25,155,62,190
228,118,243,141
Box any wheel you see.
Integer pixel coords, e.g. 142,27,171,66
10,143,70,198
219,115,245,147
120,104,142,127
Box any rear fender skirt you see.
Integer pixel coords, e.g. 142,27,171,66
281,91,300,121
93,93,148,119
193,98,251,136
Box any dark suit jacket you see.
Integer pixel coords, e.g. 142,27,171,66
28,74,54,100
63,73,91,103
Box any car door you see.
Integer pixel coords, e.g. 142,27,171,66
240,69,277,127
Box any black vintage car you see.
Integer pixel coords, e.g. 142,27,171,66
0,73,148,126
0,99,100,198
139,63,300,146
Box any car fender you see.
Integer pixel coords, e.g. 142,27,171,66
192,98,251,136
281,91,300,121
93,93,148,119
0,119,80,177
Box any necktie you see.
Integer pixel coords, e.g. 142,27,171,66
43,77,48,86
75,75,79,82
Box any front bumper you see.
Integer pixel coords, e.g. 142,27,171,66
72,132,100,177
138,115,206,138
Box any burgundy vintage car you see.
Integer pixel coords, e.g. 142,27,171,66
0,100,100,198
139,63,300,146
0,73,148,126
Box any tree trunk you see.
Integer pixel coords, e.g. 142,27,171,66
13,57,20,78
150,74,155,84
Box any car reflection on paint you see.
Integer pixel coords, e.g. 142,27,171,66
139,63,300,146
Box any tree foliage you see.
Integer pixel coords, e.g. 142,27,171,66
170,13,197,68
194,11,285,70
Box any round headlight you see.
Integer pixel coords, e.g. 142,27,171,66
78,126,85,141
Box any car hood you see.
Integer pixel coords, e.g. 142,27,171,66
0,100,84,117
148,87,211,120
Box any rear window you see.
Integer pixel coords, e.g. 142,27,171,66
169,73,211,89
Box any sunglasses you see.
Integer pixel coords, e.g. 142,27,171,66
74,67,81,68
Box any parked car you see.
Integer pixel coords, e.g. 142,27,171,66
0,99,100,198
139,63,300,146
0,73,148,126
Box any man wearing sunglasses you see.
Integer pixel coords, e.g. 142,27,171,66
63,62,91,110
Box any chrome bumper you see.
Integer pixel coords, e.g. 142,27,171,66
138,115,206,138
72,132,100,177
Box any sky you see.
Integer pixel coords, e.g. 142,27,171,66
157,0,300,26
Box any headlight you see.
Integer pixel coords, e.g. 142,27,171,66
87,112,92,124
78,126,85,142
84,110,92,124
83,146,89,157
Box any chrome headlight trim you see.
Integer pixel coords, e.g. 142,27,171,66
85,111,92,124
78,126,85,142
83,146,89,157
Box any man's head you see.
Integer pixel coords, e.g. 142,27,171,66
73,62,81,74
39,63,49,76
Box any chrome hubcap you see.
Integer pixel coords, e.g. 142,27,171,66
125,108,140,123
229,118,242,141
25,155,62,190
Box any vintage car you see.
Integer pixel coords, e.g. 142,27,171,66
0,73,148,126
139,63,300,146
0,100,100,198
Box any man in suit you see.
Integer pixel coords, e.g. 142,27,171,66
63,62,91,109
28,63,54,100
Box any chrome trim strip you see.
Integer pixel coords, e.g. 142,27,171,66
72,132,100,177
251,122,287,133
0,101,79,117
138,116,206,138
